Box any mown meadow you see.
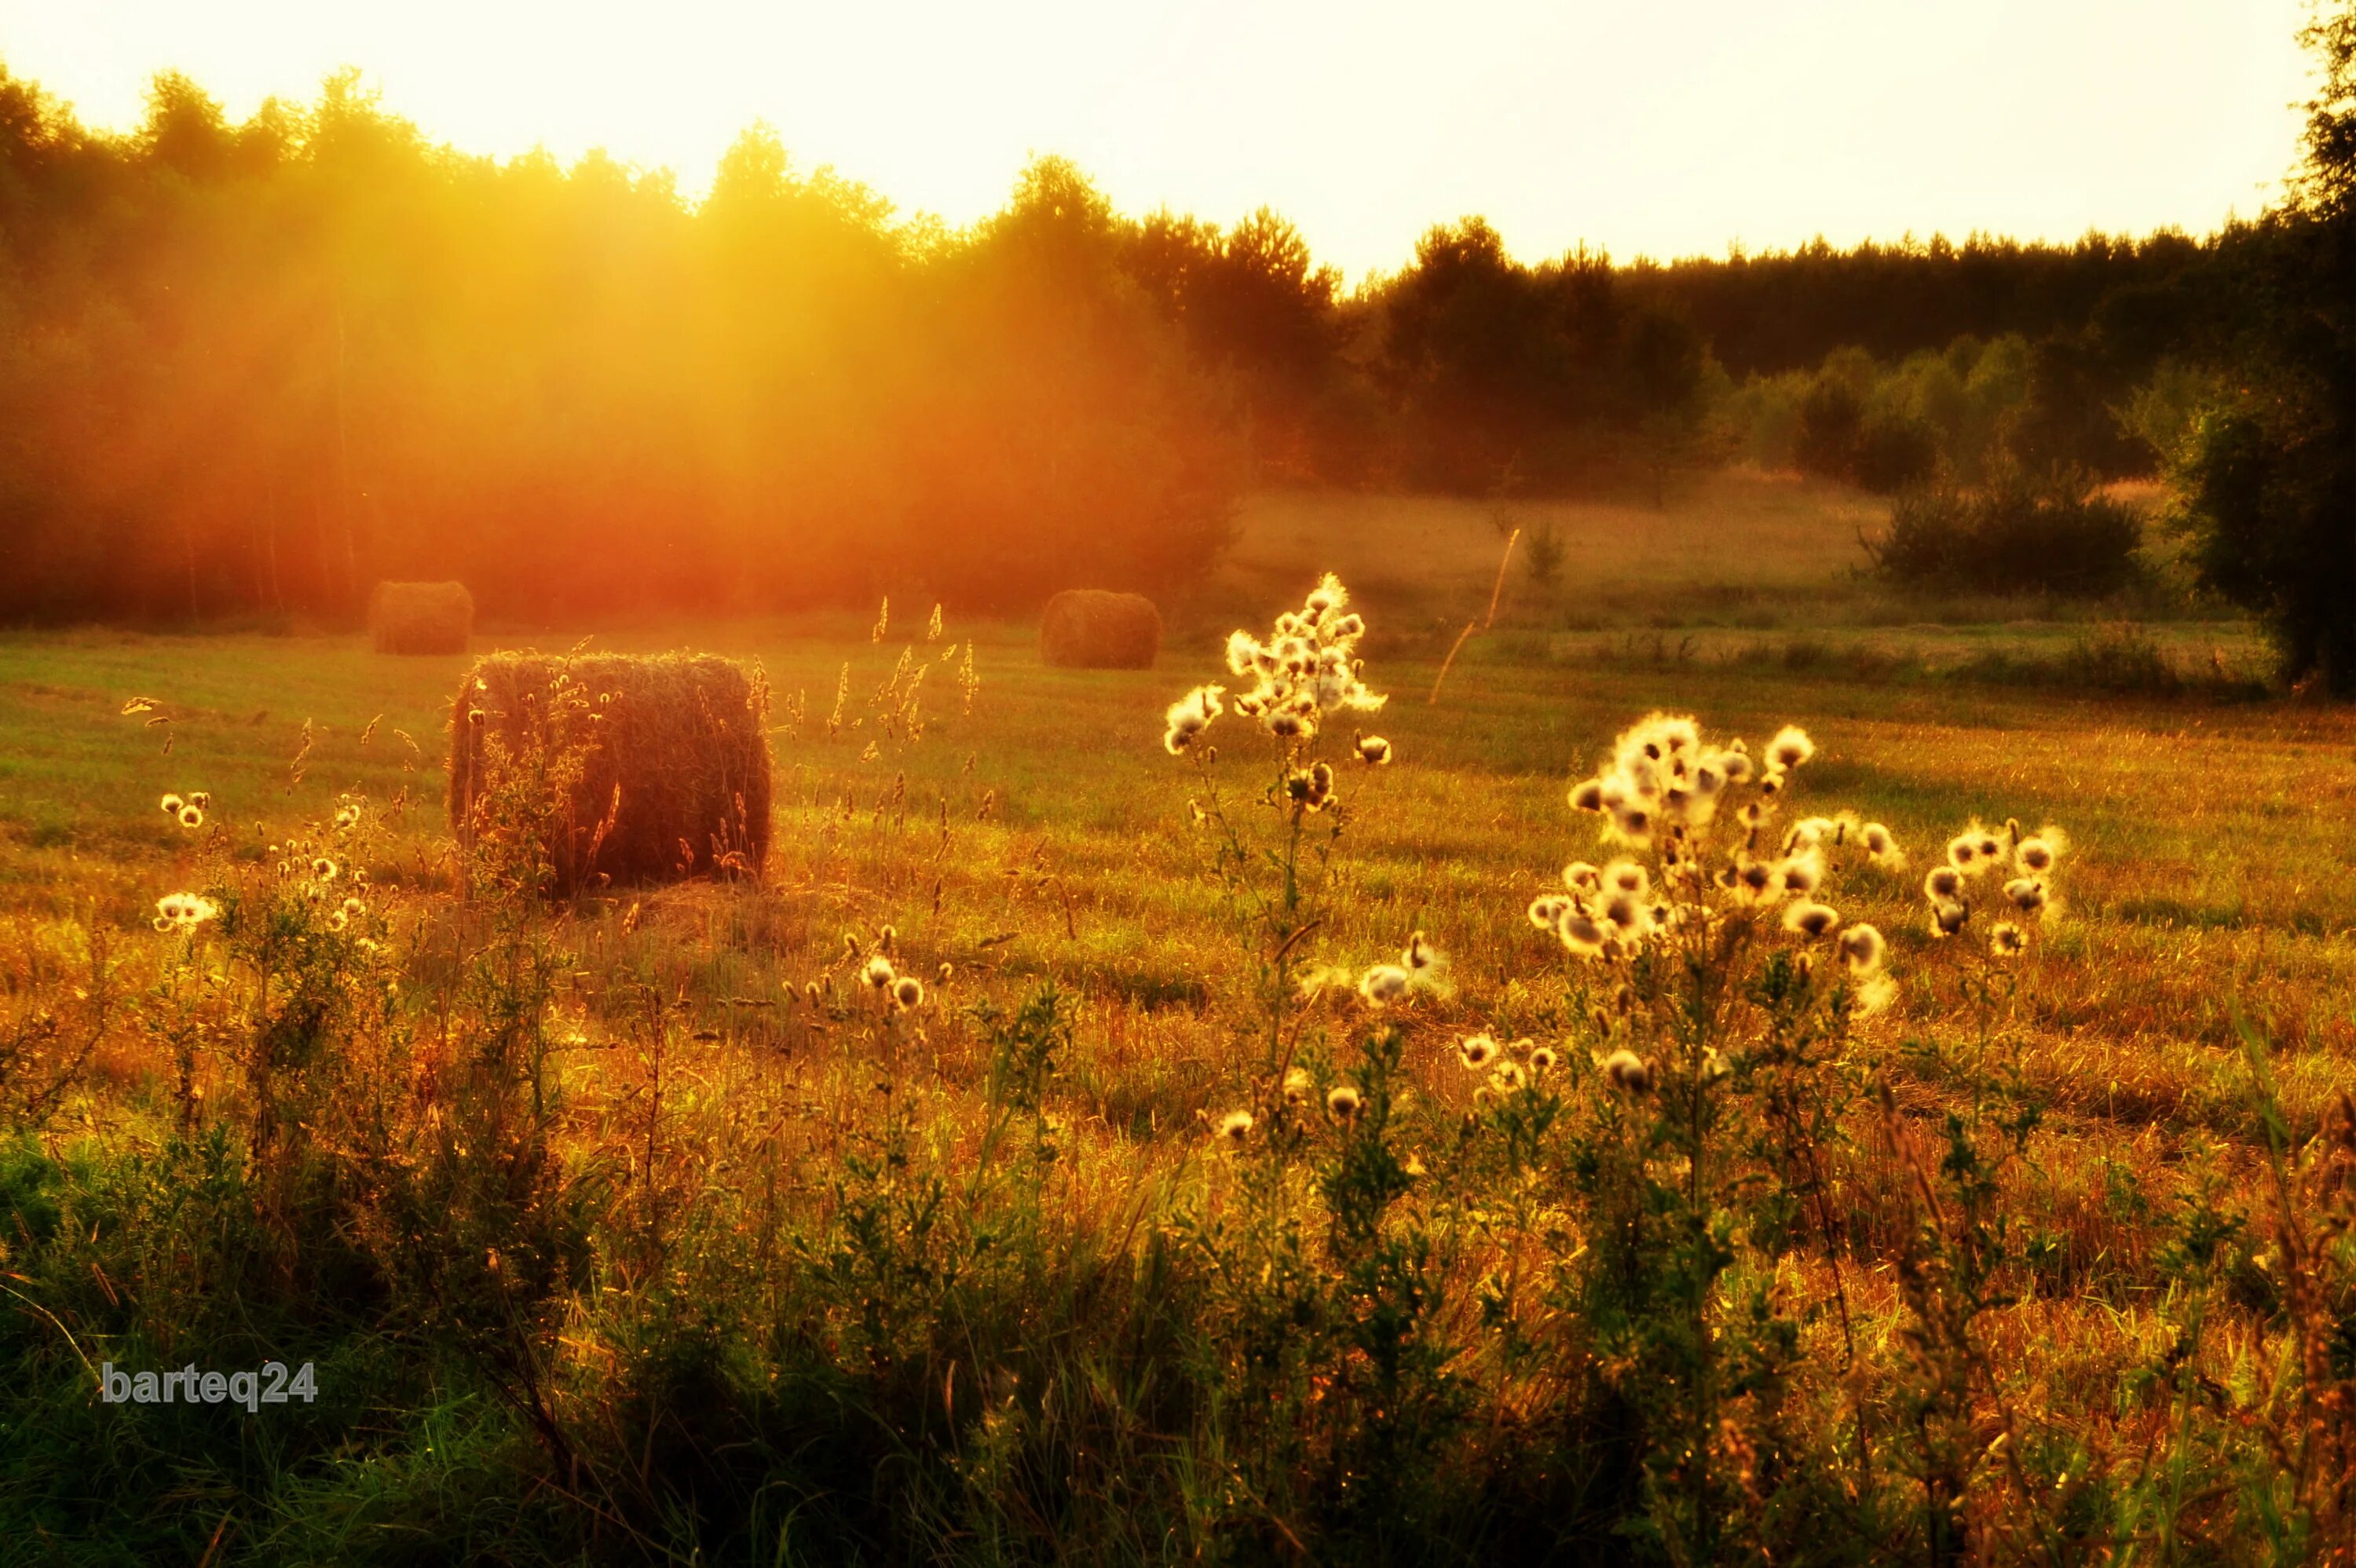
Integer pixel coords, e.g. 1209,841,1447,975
1,496,2352,1562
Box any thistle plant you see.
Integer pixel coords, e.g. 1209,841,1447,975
1162,572,1390,1109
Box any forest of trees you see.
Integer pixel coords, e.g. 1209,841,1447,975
0,57,2338,636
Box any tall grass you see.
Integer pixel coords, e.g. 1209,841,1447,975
0,593,2350,1563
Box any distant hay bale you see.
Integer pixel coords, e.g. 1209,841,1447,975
1039,590,1162,670
368,581,474,655
448,652,772,894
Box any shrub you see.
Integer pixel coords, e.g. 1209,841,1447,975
1868,470,2142,595
1792,373,1865,481
1851,408,1941,493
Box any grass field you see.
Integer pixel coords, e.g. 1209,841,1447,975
2,484,2352,1562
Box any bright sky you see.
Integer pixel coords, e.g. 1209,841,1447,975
0,0,2317,280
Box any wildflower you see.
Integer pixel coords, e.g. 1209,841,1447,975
1601,1048,1652,1094
327,909,349,933
1568,777,1607,813
893,975,926,1010
1782,901,1840,938
1301,761,1337,809
1838,923,1886,974
1283,1066,1314,1105
1558,912,1606,958
1458,1033,1499,1070
1225,630,1262,676
1922,866,1963,903
1354,733,1392,766
159,793,183,814
1767,726,1814,769
312,857,338,881
1359,964,1410,1006
1564,861,1601,892
1989,922,2028,958
1603,859,1650,897
1215,1109,1254,1147
1599,891,1652,940
2015,835,2059,873
1528,1044,1557,1073
341,896,364,916
155,893,218,933
1787,816,1836,851
1162,685,1226,755
1732,857,1780,905
1403,930,1439,973
2003,876,2050,915
1777,849,1825,897
1326,1084,1362,1121
178,805,204,828
1608,800,1654,847
1863,821,1902,866
938,962,954,984
1492,1060,1528,1092
1930,900,1970,938
862,955,897,989
1756,768,1787,799
1528,894,1571,930
1947,827,2004,875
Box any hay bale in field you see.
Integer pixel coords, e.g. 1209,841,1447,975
368,581,474,655
1039,589,1162,669
448,651,772,893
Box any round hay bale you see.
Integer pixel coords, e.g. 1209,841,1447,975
368,581,474,655
1039,590,1162,669
448,652,772,894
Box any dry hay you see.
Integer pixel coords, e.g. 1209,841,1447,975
448,651,772,893
1039,590,1162,669
368,581,474,655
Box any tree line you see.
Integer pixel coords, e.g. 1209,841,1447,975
0,56,2341,672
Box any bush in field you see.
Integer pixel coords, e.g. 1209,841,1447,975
1868,470,2142,595
1850,407,1941,492
1791,371,1866,481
